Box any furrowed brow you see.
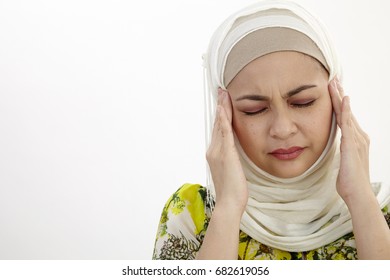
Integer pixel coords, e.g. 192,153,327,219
284,85,317,98
235,85,317,101
235,94,269,102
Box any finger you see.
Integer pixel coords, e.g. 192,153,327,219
329,78,342,126
335,77,345,98
345,98,371,181
207,106,225,164
333,80,370,142
208,106,220,150
210,104,234,146
340,96,369,153
348,103,370,166
351,114,369,145
217,88,222,106
214,105,222,131
352,120,370,175
211,90,224,140
339,96,358,154
342,94,370,145
219,88,233,124
210,88,222,148
219,103,234,144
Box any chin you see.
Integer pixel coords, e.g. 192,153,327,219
261,153,315,178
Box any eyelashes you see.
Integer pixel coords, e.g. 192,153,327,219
244,108,268,116
291,100,316,108
243,100,316,116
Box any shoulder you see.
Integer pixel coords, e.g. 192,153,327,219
162,183,213,214
170,183,210,204
152,183,214,260
161,183,214,234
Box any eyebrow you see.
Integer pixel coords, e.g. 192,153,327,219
235,84,317,101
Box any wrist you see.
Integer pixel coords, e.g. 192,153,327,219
215,189,248,213
341,183,376,212
213,199,246,219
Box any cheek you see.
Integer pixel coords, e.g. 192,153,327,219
303,100,333,142
319,97,333,127
232,114,266,148
232,114,251,139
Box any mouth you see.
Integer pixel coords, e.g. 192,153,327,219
269,146,305,160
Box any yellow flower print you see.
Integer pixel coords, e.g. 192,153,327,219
178,184,206,235
273,249,291,260
305,250,316,260
326,246,337,255
171,200,185,215
331,253,345,260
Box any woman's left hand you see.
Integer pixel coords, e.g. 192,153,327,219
330,78,390,259
329,78,372,204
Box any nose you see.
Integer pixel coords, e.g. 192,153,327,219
269,108,298,140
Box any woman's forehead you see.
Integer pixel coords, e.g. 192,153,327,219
229,51,328,88
227,52,329,97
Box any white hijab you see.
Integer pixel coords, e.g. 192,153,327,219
202,0,390,252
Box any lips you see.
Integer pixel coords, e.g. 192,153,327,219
269,146,305,160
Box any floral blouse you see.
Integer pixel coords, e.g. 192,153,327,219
152,183,390,260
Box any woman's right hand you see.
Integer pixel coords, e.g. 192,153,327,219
206,88,248,214
197,88,248,259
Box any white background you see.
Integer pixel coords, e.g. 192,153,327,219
0,0,389,259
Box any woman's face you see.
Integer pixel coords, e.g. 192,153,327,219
227,51,332,178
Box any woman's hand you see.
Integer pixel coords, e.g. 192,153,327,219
197,88,248,259
206,88,248,214
329,78,390,259
329,77,371,204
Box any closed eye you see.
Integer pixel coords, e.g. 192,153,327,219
291,100,316,108
242,100,316,115
243,107,268,116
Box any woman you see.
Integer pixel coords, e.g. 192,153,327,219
152,0,390,260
